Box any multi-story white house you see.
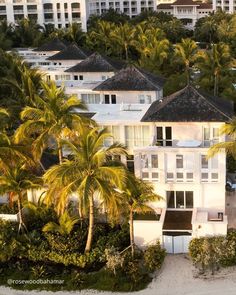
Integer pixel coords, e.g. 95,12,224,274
21,42,233,254
157,0,212,29
87,0,156,17
0,0,87,30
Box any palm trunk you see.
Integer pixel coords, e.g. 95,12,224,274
57,139,63,164
129,209,135,257
85,195,94,253
125,44,128,60
214,73,218,97
17,192,26,232
186,64,190,85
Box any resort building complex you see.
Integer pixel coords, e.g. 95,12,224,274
0,0,215,31
19,39,233,254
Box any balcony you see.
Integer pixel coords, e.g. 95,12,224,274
152,139,219,148
0,10,6,15
72,8,80,12
14,9,24,13
44,9,53,13
28,9,37,13
192,208,227,237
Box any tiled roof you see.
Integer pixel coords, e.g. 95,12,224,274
47,43,88,60
65,52,126,73
34,38,67,52
141,85,233,122
93,65,165,91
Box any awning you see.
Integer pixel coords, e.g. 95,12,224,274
163,210,192,230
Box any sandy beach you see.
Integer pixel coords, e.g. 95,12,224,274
1,255,236,295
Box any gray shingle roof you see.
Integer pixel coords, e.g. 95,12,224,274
93,65,165,91
65,52,126,73
47,43,88,61
34,38,67,52
141,86,233,122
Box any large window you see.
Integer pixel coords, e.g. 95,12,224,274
81,94,100,104
156,126,172,146
167,191,193,209
201,154,219,182
125,126,150,148
203,127,219,146
103,125,120,146
141,153,159,181
104,94,116,104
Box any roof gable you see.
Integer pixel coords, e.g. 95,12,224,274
93,66,165,91
34,38,67,52
65,53,126,73
141,86,233,122
47,43,88,61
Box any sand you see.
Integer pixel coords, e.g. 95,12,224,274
1,255,236,295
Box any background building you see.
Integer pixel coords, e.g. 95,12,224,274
0,0,87,30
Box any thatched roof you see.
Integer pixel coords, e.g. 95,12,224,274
34,38,67,52
141,85,233,122
93,65,165,91
65,52,126,73
47,43,88,61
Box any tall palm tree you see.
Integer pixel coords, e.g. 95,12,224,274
15,81,88,163
196,43,232,96
111,23,135,60
0,163,42,231
175,38,198,85
87,20,115,55
118,172,161,257
43,127,127,252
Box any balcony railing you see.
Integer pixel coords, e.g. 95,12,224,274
152,139,219,148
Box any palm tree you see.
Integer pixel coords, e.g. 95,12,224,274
119,172,161,257
43,211,79,235
0,163,42,231
208,118,236,159
65,23,85,45
196,43,232,96
87,20,115,55
175,38,198,85
15,81,88,163
43,127,127,252
111,23,135,60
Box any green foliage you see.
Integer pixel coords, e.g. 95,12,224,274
42,211,79,236
0,202,18,214
143,241,166,272
189,235,236,274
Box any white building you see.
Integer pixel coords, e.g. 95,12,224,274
87,0,156,17
212,0,236,13
19,43,233,254
0,0,87,31
157,0,212,29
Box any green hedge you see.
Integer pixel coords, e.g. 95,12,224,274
189,231,236,273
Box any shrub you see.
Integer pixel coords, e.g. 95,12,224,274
189,236,236,274
0,202,18,214
143,241,166,272
104,247,124,276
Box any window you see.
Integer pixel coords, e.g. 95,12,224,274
104,94,116,104
201,173,208,181
138,94,152,104
186,172,193,181
201,155,208,169
125,126,150,148
151,155,158,168
152,172,159,179
186,191,193,208
103,125,120,146
127,155,134,173
166,172,174,181
203,127,210,146
167,191,193,209
176,172,183,181
81,94,100,104
213,128,219,144
105,94,109,104
79,75,83,80
111,94,116,104
156,127,172,146
142,172,149,179
176,155,183,168
74,75,78,80
141,154,148,168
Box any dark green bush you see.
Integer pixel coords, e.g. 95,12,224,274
0,202,18,214
143,242,166,272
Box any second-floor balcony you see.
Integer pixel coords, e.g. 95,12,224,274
152,139,219,148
